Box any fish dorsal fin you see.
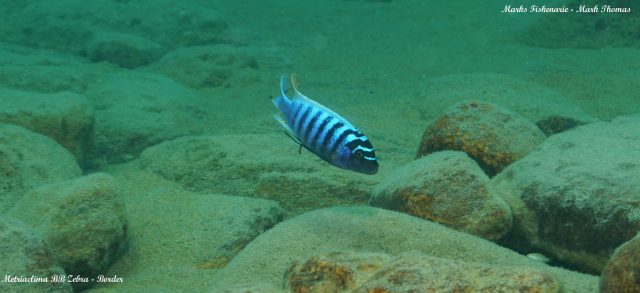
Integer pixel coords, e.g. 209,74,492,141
288,74,355,129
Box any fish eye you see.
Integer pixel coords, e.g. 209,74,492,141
355,151,364,159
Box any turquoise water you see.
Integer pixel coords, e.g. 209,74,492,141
0,0,638,292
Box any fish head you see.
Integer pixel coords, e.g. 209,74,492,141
339,146,378,175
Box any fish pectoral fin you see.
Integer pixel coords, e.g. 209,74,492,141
282,131,316,155
283,131,304,154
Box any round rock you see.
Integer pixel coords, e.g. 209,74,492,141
600,233,640,293
416,100,546,176
371,151,512,240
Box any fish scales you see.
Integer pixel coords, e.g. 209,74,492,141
272,74,378,175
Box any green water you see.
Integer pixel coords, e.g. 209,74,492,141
0,0,638,292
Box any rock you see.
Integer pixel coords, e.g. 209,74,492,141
139,134,378,216
89,165,284,292
0,44,111,93
370,151,511,240
0,123,81,212
85,71,209,166
286,251,392,292
600,233,640,293
210,206,598,292
0,215,72,292
148,45,259,89
536,115,586,136
0,88,94,166
491,114,640,273
286,251,560,293
4,0,230,55
87,32,165,68
9,173,127,291
416,100,546,176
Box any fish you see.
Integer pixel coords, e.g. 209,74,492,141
526,253,550,263
272,74,378,175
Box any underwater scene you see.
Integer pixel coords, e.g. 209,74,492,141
0,0,639,292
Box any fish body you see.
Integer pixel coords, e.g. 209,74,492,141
272,74,378,175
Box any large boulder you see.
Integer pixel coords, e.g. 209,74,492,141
600,232,640,293
491,114,640,273
9,173,127,291
0,123,81,212
211,206,598,292
371,151,511,240
0,88,94,166
0,216,72,292
286,251,561,293
140,134,378,216
416,100,546,176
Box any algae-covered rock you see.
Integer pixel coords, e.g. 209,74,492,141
0,215,72,293
491,114,640,273
9,173,127,290
536,115,586,136
416,100,545,176
286,251,392,292
0,123,81,212
210,206,598,292
600,232,640,293
0,88,94,166
286,251,560,293
87,32,165,68
370,151,512,240
140,134,378,216
358,251,559,292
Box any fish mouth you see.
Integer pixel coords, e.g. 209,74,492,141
360,164,378,175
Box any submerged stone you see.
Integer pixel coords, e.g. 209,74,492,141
416,100,545,176
371,151,512,240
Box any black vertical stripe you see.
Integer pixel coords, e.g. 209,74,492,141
322,122,344,153
304,111,321,143
291,102,305,129
330,129,360,154
295,106,312,134
312,116,332,149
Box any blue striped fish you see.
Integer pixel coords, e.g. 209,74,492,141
272,74,378,175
